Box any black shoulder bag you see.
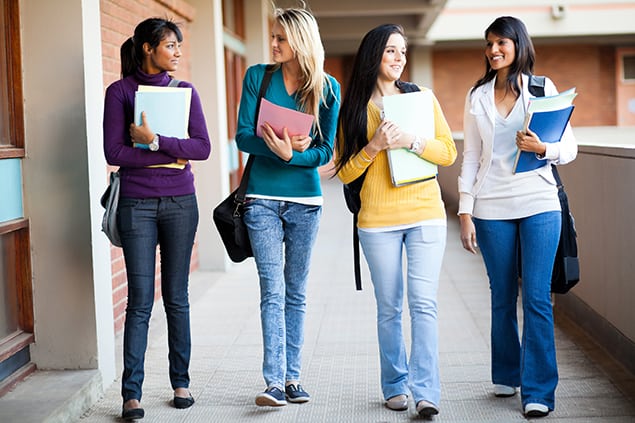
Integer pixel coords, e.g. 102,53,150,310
213,66,274,262
528,75,580,294
343,80,421,290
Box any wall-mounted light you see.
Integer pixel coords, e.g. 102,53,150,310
551,4,566,20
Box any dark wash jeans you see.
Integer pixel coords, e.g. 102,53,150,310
117,194,198,402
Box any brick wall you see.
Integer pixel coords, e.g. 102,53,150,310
100,0,197,333
432,43,618,133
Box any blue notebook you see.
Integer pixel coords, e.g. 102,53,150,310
513,105,574,173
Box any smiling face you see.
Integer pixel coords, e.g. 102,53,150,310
377,33,407,83
485,32,516,73
271,21,295,64
143,31,181,74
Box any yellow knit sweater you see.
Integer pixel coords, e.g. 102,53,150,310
337,89,457,229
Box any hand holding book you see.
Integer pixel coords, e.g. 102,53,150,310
513,88,577,173
133,85,192,169
382,90,437,186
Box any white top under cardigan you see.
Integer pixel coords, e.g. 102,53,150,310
472,94,559,219
458,74,577,217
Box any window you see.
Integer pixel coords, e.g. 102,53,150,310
0,0,24,157
623,55,635,81
222,0,245,39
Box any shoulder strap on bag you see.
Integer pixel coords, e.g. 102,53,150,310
395,80,421,93
168,78,181,87
528,75,545,97
235,65,275,203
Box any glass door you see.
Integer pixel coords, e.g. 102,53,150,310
0,0,35,396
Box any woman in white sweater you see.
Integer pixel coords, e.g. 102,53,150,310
458,16,576,418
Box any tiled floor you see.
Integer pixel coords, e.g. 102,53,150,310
4,177,634,422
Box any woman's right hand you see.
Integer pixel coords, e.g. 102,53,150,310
368,120,401,152
459,214,478,254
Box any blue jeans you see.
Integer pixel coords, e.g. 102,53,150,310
358,225,446,407
473,211,560,410
118,194,199,402
243,199,321,390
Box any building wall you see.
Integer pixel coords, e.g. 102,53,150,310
19,0,115,386
431,44,619,133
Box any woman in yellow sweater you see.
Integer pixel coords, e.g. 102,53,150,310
334,24,456,417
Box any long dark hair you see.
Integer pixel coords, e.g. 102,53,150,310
471,16,535,96
120,17,183,78
334,24,406,174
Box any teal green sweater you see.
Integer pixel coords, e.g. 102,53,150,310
236,64,340,198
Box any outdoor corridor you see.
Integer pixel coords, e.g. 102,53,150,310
24,177,635,422
81,178,635,423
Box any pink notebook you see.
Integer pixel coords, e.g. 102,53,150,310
256,98,314,138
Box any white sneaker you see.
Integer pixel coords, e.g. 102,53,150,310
385,394,408,411
493,384,517,397
524,402,549,417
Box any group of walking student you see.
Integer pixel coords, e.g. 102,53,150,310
103,3,576,421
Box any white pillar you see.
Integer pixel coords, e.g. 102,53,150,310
189,0,231,270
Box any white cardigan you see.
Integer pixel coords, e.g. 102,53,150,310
458,74,577,215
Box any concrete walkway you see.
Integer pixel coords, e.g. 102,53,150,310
4,176,634,422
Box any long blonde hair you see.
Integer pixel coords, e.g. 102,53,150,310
273,5,331,138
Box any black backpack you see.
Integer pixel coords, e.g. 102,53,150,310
343,81,421,290
527,76,580,294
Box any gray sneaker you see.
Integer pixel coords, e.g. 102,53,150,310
255,387,287,407
416,400,439,417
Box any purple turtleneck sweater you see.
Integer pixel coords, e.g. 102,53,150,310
103,69,211,198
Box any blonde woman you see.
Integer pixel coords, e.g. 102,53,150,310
235,5,340,406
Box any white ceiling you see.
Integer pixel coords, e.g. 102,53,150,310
278,0,448,55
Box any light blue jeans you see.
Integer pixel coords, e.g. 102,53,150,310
243,199,321,390
473,211,560,410
358,224,446,407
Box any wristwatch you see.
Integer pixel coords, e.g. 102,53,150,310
409,136,421,153
148,134,159,151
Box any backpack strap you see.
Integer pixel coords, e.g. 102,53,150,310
528,75,545,97
168,78,181,87
350,174,365,291
395,80,421,93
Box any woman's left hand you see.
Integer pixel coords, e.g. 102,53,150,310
291,134,312,152
516,128,546,155
261,123,293,161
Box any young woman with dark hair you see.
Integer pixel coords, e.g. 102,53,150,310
103,17,211,420
335,24,456,417
458,16,577,418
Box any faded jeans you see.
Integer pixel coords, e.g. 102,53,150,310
243,198,321,389
358,224,446,406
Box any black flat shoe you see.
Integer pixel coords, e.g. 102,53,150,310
121,406,144,420
173,394,195,409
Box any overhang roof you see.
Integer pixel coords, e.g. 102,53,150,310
305,0,447,55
